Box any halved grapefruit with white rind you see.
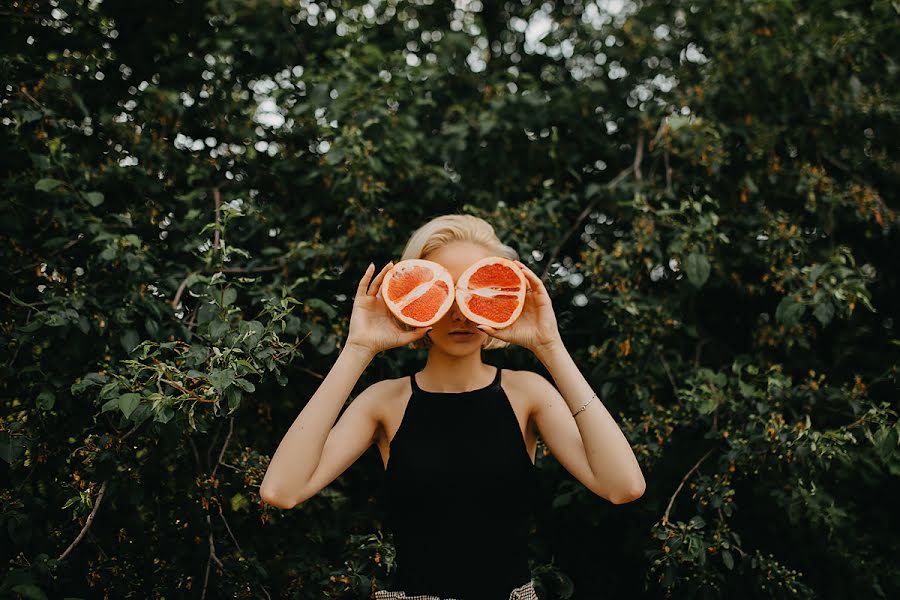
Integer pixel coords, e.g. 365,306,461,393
380,259,456,327
455,257,527,328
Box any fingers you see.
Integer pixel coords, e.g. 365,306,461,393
356,263,375,298
358,262,394,298
404,326,432,343
368,261,394,296
514,260,547,295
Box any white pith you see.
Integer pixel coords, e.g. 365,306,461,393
455,256,527,328
380,259,455,327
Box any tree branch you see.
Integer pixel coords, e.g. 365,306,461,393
633,129,645,182
662,448,714,525
540,164,634,280
212,187,222,254
57,480,109,561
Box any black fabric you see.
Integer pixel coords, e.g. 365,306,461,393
381,366,537,600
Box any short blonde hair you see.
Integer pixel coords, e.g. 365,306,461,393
400,214,519,351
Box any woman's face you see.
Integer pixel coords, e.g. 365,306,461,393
421,241,494,352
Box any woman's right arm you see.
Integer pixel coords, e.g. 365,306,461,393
259,261,431,509
259,343,378,509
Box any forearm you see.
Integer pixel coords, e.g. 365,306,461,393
534,340,646,501
260,343,375,506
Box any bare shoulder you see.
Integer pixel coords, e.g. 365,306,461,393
504,368,553,395
358,375,410,444
501,368,546,408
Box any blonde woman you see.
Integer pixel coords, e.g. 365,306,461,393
261,214,646,599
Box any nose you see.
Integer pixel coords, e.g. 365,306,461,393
448,297,472,323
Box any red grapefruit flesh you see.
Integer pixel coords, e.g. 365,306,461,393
380,259,455,327
455,257,527,328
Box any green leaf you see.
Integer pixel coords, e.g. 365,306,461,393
684,253,710,287
10,584,48,600
83,191,105,206
231,492,250,512
222,287,238,307
722,549,734,570
120,329,141,354
305,298,338,319
34,178,64,192
118,393,141,419
154,405,175,424
62,495,81,510
0,431,25,464
36,390,56,410
209,368,235,392
209,319,229,339
813,300,835,326
239,320,265,349
234,378,256,392
776,296,806,326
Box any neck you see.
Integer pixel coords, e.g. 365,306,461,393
419,347,494,393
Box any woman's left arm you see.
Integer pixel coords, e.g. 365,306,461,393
532,339,646,504
477,259,646,504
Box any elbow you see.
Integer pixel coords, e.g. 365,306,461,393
610,480,646,505
259,485,297,510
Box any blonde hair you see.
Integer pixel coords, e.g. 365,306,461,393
400,214,519,351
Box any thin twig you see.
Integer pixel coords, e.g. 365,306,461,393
217,506,242,554
120,420,143,443
171,271,199,309
218,264,283,274
299,366,325,380
6,311,31,367
151,356,218,403
212,417,234,479
212,187,222,254
633,130,645,182
663,149,674,198
662,448,714,525
11,235,85,275
693,339,706,367
647,116,670,151
207,421,223,473
657,348,678,393
716,507,747,557
58,480,109,561
18,86,49,112
189,436,203,472
200,511,224,600
201,417,236,599
540,164,634,280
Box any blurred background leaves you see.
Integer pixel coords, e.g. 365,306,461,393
1,0,898,598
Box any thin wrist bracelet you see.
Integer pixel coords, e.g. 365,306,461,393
572,392,597,418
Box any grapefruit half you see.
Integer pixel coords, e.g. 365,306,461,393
455,257,527,328
380,259,456,327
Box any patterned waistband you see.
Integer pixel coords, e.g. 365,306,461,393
374,578,538,600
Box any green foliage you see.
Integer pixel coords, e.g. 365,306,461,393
2,1,898,599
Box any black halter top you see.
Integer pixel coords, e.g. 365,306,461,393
381,366,537,599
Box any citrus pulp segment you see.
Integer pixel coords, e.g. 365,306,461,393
380,259,455,327
455,257,527,328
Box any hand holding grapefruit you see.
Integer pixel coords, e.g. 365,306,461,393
473,259,563,353
345,262,433,356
